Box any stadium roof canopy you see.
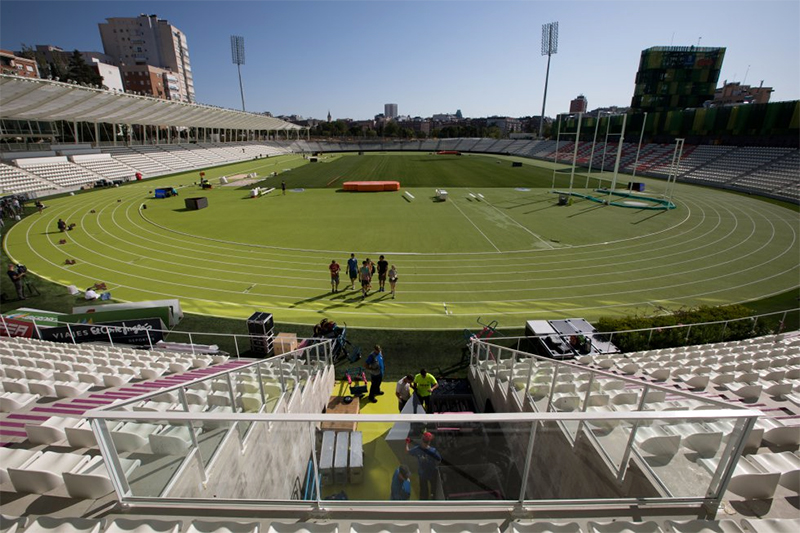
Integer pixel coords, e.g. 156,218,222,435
0,74,302,131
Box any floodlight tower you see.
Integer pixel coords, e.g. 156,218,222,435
538,21,559,138
231,35,246,112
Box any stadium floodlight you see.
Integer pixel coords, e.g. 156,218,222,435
231,35,246,112
538,21,559,138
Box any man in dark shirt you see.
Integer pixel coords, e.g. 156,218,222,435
7,264,25,300
377,255,389,292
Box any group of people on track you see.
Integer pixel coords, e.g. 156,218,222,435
329,254,397,300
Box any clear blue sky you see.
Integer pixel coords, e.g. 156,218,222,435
2,0,798,120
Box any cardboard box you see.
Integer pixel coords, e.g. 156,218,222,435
274,332,298,355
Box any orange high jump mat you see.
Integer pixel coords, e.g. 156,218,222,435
343,181,400,192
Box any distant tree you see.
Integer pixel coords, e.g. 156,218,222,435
383,121,400,137
66,50,103,86
330,120,348,137
365,129,377,138
485,126,502,139
415,130,427,139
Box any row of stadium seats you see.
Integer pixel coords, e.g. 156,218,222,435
0,164,56,195
2,516,799,533
472,332,800,501
2,138,797,205
0,332,328,508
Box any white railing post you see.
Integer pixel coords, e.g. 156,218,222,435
66,323,77,344
310,423,322,506
617,385,649,482
256,364,267,408
545,364,561,412
517,420,539,504
179,387,207,482
90,418,132,498
706,415,757,504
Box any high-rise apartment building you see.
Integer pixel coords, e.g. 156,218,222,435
384,103,398,119
631,46,725,112
569,94,587,113
99,14,195,102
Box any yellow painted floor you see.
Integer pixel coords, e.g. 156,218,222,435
321,380,420,500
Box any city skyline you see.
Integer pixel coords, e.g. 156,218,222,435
1,0,798,121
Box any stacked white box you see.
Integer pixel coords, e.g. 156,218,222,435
349,431,363,483
319,430,335,485
334,431,350,485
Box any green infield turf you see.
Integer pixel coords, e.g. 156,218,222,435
4,152,799,330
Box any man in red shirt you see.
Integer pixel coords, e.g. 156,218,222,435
329,260,341,293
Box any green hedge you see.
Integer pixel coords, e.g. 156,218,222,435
596,305,780,353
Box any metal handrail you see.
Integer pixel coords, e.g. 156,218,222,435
488,307,799,341
469,339,745,410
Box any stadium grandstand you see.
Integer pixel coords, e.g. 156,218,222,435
1,72,799,533
1,77,798,203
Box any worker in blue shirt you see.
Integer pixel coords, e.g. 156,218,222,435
347,253,359,290
365,345,385,403
390,465,412,500
406,431,442,500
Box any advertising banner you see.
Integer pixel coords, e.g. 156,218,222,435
3,308,65,326
72,299,183,326
37,318,166,346
3,307,171,329
0,317,37,338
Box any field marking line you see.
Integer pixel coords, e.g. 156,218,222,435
128,188,697,258
325,176,341,187
447,197,501,253
37,187,787,297
48,189,796,303
9,160,798,327
469,188,554,250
